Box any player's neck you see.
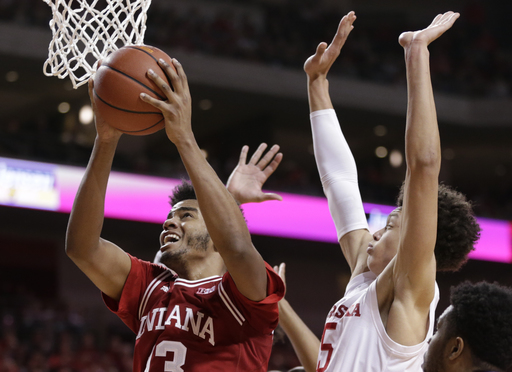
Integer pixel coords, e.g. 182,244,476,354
176,260,226,281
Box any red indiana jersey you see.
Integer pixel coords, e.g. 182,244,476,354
102,254,285,372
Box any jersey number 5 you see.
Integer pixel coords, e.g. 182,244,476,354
317,322,337,372
155,340,187,372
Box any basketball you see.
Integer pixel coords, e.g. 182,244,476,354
93,45,175,136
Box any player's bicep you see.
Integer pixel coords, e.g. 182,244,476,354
339,229,372,277
222,244,268,302
69,238,131,301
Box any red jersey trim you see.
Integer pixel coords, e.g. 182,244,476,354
174,277,222,288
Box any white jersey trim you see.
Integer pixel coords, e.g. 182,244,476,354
138,270,174,320
174,277,222,288
368,279,440,357
219,281,245,326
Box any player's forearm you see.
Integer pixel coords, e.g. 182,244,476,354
310,108,368,251
307,77,334,113
404,43,441,170
279,299,320,372
176,137,252,247
65,137,118,259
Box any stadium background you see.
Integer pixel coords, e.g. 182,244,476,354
1,0,511,370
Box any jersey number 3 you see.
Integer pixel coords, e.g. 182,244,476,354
155,340,187,372
317,322,337,372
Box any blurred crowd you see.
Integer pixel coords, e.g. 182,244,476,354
0,0,511,220
2,0,511,98
0,290,134,372
0,288,301,371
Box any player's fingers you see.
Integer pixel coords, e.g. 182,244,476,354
140,92,168,112
238,145,249,165
88,77,98,112
249,143,268,165
172,59,190,95
263,152,283,177
445,12,459,25
88,77,94,101
257,144,280,169
147,69,174,101
157,58,178,93
315,42,328,59
429,13,443,27
262,193,283,202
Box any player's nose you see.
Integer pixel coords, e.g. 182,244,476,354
373,228,383,241
163,216,178,230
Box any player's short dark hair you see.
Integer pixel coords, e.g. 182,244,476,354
169,179,245,216
445,281,512,371
397,183,480,271
170,179,197,207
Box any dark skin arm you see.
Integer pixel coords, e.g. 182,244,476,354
141,60,268,301
65,78,131,301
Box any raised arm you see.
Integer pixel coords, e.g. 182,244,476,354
304,11,372,278
384,12,460,346
141,60,267,301
274,263,320,372
65,78,131,301
155,143,282,265
226,143,283,204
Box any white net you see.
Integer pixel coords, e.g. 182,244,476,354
42,0,152,89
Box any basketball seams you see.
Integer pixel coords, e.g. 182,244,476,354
92,45,172,135
93,89,162,115
102,65,167,101
125,46,174,91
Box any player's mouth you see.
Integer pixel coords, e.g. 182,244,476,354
367,244,374,255
160,233,181,251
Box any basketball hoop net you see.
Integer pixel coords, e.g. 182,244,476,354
42,0,152,89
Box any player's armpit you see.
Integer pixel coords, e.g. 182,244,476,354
67,238,131,301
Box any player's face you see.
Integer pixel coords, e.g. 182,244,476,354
367,208,401,275
159,199,213,265
422,307,452,372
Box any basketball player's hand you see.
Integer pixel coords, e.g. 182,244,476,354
226,143,283,204
304,11,356,80
88,76,122,142
399,11,459,50
140,59,192,145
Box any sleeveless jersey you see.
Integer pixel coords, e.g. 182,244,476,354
102,254,285,372
316,272,439,372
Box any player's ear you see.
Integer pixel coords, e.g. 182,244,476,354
447,337,465,361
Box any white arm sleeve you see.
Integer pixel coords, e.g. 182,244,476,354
310,109,369,240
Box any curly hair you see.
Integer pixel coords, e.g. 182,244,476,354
446,281,512,371
397,183,480,272
169,179,197,207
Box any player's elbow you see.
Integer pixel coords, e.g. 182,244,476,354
406,150,441,172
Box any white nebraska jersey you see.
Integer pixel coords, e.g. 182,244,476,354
316,272,439,372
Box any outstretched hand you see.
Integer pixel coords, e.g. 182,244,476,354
88,73,123,142
140,58,192,145
399,11,460,49
226,143,283,204
304,11,356,80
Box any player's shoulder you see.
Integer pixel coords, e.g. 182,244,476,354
129,254,177,281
